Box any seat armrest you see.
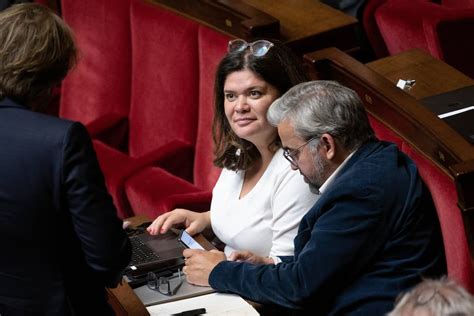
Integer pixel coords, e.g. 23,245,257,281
86,113,129,152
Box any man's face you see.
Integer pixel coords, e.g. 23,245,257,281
278,119,331,194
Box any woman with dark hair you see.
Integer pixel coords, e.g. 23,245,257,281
148,39,317,264
0,4,130,315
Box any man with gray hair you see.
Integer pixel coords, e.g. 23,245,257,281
183,80,446,315
388,278,474,316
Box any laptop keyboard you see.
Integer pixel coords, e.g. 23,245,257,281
130,236,160,266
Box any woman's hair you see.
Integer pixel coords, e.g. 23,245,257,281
212,39,308,170
0,3,77,107
268,80,376,152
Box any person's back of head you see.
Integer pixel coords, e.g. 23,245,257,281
388,277,474,316
267,80,376,152
0,3,76,108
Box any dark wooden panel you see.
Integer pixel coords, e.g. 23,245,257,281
147,0,280,39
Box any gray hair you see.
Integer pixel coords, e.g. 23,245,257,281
267,80,375,151
387,277,474,316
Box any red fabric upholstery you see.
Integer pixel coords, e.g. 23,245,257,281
128,0,199,163
442,0,474,8
60,0,131,150
362,0,390,57
367,0,474,78
93,139,194,219
368,115,403,148
375,1,434,55
194,26,229,190
88,0,207,217
368,114,474,292
402,142,474,292
124,24,231,217
124,167,203,218
423,10,474,77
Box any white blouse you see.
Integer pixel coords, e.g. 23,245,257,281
210,148,318,259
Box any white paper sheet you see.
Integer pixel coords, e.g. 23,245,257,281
147,292,259,315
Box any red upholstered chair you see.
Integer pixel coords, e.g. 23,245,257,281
60,0,132,150
367,111,474,292
368,115,403,148
363,0,474,78
402,142,474,293
90,0,203,217
124,25,230,219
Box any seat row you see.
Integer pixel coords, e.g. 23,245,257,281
363,0,474,78
59,0,238,219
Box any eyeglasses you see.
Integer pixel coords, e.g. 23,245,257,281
147,269,183,296
283,136,319,167
227,39,274,57
415,288,451,307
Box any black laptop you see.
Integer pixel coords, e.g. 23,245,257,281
420,85,474,144
125,226,186,285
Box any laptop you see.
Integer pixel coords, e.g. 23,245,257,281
420,85,474,144
125,227,186,285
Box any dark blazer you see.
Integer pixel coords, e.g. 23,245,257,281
210,141,446,315
0,98,131,315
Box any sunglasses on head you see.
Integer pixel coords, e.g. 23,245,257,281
227,39,274,57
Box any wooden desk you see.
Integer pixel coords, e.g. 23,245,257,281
366,49,474,100
242,0,359,55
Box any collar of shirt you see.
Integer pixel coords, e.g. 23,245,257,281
318,150,356,195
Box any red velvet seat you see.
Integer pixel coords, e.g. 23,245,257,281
368,113,474,292
124,26,230,218
402,142,474,292
363,0,474,78
60,0,132,150
84,0,202,217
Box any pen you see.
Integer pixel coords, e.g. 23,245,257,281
171,307,206,316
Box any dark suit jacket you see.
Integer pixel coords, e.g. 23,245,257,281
210,141,446,315
0,98,131,315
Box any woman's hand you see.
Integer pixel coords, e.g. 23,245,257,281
228,250,274,265
147,209,210,236
183,249,226,286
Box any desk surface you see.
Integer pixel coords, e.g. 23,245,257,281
241,0,358,54
242,0,356,42
366,49,474,100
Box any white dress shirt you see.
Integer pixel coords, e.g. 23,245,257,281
210,148,318,260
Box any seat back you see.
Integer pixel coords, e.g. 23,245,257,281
193,26,230,190
60,0,131,148
128,0,199,159
370,112,474,291
305,47,474,292
366,0,474,78
402,142,474,290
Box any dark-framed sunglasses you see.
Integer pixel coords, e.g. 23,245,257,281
147,269,183,296
227,39,274,57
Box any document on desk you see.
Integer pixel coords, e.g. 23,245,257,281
147,293,259,315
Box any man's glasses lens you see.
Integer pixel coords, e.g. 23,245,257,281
147,269,183,296
283,137,319,167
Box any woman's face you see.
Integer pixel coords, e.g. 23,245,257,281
223,69,280,147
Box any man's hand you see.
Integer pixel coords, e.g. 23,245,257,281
183,249,226,286
228,250,274,265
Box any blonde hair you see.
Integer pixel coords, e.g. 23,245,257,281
0,3,77,106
